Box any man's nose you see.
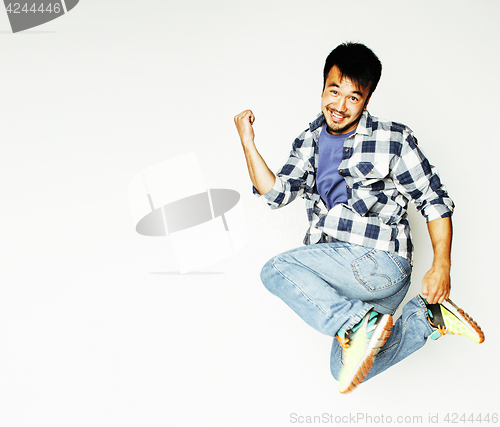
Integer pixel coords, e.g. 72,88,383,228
335,97,347,112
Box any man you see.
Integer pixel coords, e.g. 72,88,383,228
234,42,484,393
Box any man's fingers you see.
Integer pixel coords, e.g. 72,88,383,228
421,266,451,305
421,281,429,299
426,288,449,304
234,109,256,147
234,112,243,123
234,109,255,124
437,289,450,304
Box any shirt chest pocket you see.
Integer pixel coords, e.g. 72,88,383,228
351,162,391,189
354,162,390,179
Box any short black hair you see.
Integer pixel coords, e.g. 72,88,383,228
323,42,382,97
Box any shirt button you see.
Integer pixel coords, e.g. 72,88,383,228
345,148,349,152
339,169,343,173
346,185,349,189
370,171,374,174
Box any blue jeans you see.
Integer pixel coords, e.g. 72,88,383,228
260,242,435,382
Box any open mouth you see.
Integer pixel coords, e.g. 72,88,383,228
329,109,347,122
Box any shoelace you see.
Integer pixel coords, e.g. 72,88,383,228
428,310,458,336
336,311,380,351
336,334,350,350
429,316,457,337
434,324,456,337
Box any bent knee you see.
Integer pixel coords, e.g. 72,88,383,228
260,257,278,293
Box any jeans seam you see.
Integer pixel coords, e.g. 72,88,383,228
376,341,399,358
387,252,409,277
402,307,432,335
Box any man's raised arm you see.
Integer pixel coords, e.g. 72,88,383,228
234,110,276,196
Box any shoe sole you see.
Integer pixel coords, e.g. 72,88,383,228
442,298,485,343
339,315,393,394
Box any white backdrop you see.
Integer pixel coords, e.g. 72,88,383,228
1,1,499,426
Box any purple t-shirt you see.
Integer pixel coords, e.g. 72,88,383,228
317,125,354,210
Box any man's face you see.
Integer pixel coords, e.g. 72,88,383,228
321,66,371,135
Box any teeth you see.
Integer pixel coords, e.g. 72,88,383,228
331,111,344,120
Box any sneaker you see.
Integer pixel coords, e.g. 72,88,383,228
337,310,393,394
424,298,485,343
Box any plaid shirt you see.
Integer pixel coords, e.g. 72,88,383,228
254,110,454,262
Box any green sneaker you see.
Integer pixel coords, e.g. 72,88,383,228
424,298,485,343
337,310,393,394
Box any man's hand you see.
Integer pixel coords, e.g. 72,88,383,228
421,217,453,304
234,110,256,148
421,265,450,304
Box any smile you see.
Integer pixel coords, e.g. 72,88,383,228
329,109,347,122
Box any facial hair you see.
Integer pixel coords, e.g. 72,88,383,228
325,100,369,135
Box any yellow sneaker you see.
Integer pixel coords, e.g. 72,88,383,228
337,310,393,394
424,298,485,343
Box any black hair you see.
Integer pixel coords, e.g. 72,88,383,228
323,42,382,97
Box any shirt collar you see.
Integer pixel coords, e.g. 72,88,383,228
309,113,325,132
309,110,373,136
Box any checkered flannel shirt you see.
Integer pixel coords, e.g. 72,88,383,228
254,110,454,262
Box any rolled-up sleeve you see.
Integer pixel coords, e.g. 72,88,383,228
253,133,312,209
392,132,454,222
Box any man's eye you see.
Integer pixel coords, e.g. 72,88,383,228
350,97,358,102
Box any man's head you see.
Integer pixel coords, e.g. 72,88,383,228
321,43,382,134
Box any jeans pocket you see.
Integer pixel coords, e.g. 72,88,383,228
351,250,409,292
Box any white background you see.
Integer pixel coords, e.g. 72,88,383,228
1,1,499,426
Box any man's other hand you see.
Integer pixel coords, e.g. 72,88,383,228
421,266,451,304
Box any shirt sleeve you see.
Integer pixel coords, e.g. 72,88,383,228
392,131,454,222
253,132,313,209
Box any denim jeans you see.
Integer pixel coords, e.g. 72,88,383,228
260,242,434,382
329,295,434,381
